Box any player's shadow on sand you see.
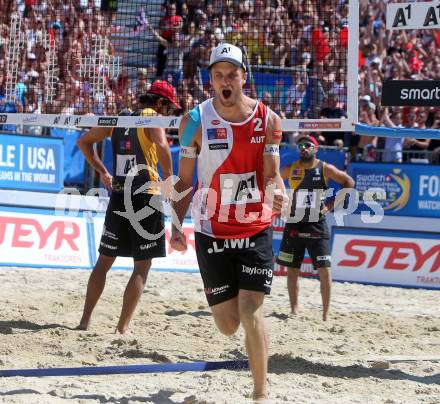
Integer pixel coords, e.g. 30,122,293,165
0,320,75,333
0,389,180,403
71,390,179,403
268,355,440,385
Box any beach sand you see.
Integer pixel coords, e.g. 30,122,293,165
0,267,439,403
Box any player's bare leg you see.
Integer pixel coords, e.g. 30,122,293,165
116,258,152,334
287,268,300,315
210,297,240,336
318,267,332,321
239,290,268,401
78,255,116,330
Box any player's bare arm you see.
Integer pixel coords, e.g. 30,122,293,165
77,127,112,189
147,128,173,180
263,109,286,214
170,113,201,251
323,163,355,214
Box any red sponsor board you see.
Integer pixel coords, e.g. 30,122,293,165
0,209,90,268
332,228,440,289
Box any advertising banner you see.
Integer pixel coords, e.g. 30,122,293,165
0,206,90,268
382,80,440,107
0,134,64,192
349,162,440,218
332,227,440,289
387,1,440,31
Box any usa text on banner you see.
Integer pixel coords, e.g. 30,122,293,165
331,227,440,290
349,163,440,218
0,206,90,268
0,134,64,192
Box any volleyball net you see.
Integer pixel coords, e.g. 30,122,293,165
0,0,358,132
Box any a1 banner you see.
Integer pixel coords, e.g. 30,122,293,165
0,207,90,268
332,227,440,289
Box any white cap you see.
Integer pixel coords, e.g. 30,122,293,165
208,43,246,71
360,95,371,102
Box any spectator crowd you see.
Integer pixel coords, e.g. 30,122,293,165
0,0,439,162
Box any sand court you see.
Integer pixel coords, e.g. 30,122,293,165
0,267,439,403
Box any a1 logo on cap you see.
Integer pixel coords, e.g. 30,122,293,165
221,46,231,54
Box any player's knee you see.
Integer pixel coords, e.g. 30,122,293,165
214,316,240,336
238,296,264,329
318,267,331,279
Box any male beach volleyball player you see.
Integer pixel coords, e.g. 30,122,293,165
77,81,178,334
170,43,286,401
277,134,354,321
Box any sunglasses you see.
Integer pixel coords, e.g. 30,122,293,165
298,142,315,149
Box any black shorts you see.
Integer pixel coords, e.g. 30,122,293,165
277,234,331,270
98,193,166,260
195,227,274,306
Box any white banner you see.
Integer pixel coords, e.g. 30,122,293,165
387,1,440,30
0,209,90,268
332,230,440,289
0,112,355,132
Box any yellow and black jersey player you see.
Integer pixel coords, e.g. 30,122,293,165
277,134,354,321
76,80,178,334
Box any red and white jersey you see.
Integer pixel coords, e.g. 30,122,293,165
192,98,272,239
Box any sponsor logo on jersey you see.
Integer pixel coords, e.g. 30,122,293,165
209,143,228,150
207,238,256,254
241,264,273,278
277,251,294,263
100,241,117,250
207,128,227,140
211,119,220,125
291,170,303,180
120,140,132,151
204,284,230,295
140,241,158,250
219,172,261,204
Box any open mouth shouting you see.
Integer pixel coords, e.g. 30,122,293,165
222,89,232,99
